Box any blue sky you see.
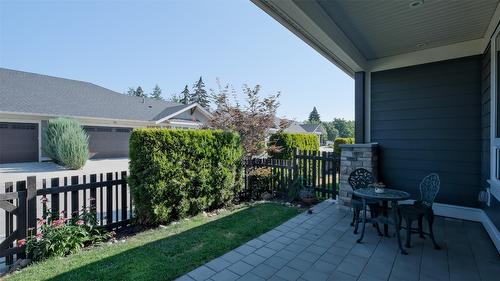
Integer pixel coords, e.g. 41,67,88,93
0,0,354,121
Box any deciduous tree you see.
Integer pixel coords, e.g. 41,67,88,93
210,81,280,157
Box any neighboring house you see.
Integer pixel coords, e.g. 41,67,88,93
0,68,211,163
269,118,326,144
269,117,307,134
254,0,500,250
300,123,327,144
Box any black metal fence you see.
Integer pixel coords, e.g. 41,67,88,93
243,150,338,200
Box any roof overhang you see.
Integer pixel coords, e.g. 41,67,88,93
253,0,500,75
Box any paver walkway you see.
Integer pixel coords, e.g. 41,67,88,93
177,200,500,281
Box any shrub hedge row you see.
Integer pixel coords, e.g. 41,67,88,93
333,137,355,155
268,133,320,159
128,129,244,225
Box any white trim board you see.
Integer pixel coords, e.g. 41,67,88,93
400,200,500,253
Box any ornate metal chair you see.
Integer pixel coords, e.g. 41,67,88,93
348,168,383,235
398,173,441,249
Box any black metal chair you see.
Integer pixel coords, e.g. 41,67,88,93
348,168,383,235
398,173,441,249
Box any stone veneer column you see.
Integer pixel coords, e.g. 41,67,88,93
338,143,378,208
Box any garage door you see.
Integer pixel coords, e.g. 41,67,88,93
84,126,132,159
0,122,39,164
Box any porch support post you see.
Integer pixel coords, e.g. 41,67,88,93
338,143,378,208
354,72,365,143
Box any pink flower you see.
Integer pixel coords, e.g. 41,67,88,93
52,218,66,227
40,197,48,203
76,220,85,226
17,239,26,247
36,232,43,238
37,218,47,226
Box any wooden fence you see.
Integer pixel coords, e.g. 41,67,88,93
244,150,338,200
0,171,131,266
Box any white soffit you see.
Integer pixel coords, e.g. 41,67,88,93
318,0,499,60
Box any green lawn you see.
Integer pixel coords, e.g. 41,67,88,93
6,203,301,281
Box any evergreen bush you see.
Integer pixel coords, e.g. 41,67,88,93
129,129,244,225
42,118,89,169
268,133,320,159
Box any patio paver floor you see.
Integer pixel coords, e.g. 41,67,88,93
179,200,500,281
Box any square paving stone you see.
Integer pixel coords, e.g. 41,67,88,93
246,239,266,249
220,251,244,263
301,268,329,281
275,236,294,245
264,256,288,269
252,263,279,279
227,261,253,276
237,272,265,281
275,249,297,261
254,247,276,258
274,266,302,281
242,253,266,266
266,240,287,251
284,231,301,239
307,244,328,255
312,260,338,274
210,269,240,281
206,258,232,272
298,251,321,262
287,257,314,272
327,271,357,281
188,265,216,281
234,244,256,256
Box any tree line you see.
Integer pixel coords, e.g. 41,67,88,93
125,76,210,109
307,106,354,140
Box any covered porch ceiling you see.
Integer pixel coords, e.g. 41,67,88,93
253,0,500,76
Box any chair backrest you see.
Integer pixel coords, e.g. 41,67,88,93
419,173,440,207
348,168,375,190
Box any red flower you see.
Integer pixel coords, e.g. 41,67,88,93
17,239,26,247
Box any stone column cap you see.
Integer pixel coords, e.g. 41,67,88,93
339,143,378,148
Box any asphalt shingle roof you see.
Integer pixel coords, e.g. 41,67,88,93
0,68,190,122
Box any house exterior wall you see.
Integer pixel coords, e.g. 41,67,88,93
370,55,482,208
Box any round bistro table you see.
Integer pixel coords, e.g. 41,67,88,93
353,187,411,255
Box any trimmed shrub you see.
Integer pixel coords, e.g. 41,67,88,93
129,129,244,225
268,133,319,159
333,137,355,155
42,118,89,169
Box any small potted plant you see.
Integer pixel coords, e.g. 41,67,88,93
299,186,318,205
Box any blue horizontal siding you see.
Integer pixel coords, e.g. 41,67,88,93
371,56,482,207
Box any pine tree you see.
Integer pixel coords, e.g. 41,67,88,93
150,84,163,100
308,106,321,123
191,76,210,108
135,86,145,98
180,85,190,105
126,87,136,96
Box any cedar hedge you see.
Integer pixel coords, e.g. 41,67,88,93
268,133,319,159
129,129,244,225
333,137,355,155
